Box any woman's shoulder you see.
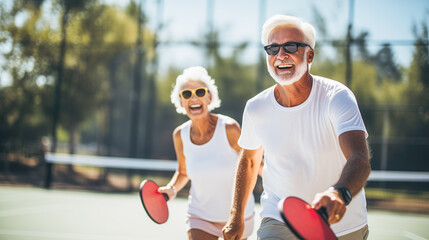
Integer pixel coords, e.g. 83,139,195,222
173,120,191,137
216,114,241,151
217,114,239,126
217,114,241,134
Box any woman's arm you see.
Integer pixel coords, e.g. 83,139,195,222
158,127,189,199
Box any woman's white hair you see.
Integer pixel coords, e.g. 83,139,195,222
171,66,221,115
261,15,316,49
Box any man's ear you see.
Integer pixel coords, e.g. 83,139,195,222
307,49,314,63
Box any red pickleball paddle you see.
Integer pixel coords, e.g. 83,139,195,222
278,196,337,240
139,180,169,224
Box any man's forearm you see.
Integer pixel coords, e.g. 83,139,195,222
336,152,371,197
337,131,371,197
230,150,262,216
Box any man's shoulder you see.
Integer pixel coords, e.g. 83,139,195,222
313,75,359,109
247,86,275,106
313,75,347,88
313,75,350,96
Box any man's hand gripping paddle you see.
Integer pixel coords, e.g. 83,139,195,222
139,180,169,224
278,196,338,240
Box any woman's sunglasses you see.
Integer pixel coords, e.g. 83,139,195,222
264,42,311,55
179,87,208,100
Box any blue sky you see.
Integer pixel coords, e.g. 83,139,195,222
145,0,428,70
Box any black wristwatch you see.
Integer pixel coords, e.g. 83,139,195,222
332,186,352,206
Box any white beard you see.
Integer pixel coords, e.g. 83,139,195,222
266,49,309,86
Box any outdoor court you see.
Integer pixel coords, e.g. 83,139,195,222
0,186,428,240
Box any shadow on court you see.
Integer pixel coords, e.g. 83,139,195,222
0,186,428,240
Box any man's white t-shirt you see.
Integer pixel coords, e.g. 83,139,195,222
239,75,368,236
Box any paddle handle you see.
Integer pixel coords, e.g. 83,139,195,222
317,207,329,225
162,193,169,201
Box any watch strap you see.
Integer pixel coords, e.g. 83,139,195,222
332,186,352,206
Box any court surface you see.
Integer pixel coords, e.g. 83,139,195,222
0,186,428,240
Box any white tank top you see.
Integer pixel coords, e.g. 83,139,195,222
181,114,255,221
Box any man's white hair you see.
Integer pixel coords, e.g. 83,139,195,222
261,15,316,49
171,66,221,115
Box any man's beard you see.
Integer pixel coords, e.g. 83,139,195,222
266,50,309,86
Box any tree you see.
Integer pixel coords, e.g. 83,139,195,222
403,21,429,137
0,0,54,148
50,0,95,154
209,42,258,123
354,31,402,84
0,0,143,157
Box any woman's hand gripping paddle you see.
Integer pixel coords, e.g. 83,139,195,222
278,196,338,240
139,180,169,224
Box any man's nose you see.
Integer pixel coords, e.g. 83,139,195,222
277,47,290,60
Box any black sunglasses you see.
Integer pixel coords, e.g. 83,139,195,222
264,42,311,55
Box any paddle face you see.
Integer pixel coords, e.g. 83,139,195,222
139,180,169,224
278,197,337,240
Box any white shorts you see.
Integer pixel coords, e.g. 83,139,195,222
185,213,255,239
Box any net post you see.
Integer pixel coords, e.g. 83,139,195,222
44,161,53,189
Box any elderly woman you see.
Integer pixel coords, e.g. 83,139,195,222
158,66,256,240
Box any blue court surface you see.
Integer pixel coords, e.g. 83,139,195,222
0,186,428,240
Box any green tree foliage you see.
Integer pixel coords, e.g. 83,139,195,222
407,22,429,105
402,22,429,137
209,42,258,123
1,2,428,171
0,0,53,145
381,22,429,171
0,0,145,155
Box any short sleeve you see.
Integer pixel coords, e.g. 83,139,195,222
329,89,368,138
238,104,261,150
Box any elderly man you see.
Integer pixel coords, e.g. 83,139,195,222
223,15,370,240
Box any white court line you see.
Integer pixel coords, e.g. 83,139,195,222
0,194,52,203
403,231,428,240
0,204,64,217
0,229,146,240
0,192,36,202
